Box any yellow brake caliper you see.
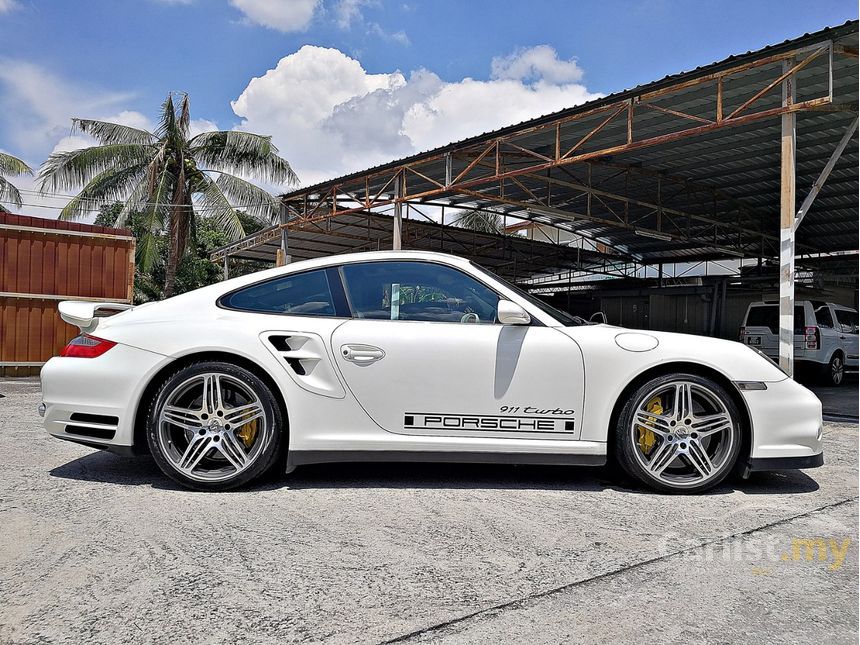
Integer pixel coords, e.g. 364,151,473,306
637,397,663,455
237,419,259,449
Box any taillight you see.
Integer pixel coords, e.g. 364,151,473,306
60,335,117,358
803,326,820,350
739,327,746,341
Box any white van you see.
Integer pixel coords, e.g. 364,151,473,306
739,300,858,386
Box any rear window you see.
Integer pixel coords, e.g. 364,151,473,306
835,309,859,334
814,306,834,329
220,269,336,316
745,305,805,334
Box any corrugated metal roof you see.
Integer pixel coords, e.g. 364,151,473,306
251,21,858,276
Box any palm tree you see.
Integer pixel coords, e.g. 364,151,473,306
0,152,33,213
38,93,298,296
452,209,503,234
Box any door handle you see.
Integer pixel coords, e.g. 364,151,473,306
341,344,385,364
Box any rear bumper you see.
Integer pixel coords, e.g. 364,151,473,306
40,344,169,451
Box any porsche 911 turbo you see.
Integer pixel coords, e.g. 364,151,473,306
40,250,824,492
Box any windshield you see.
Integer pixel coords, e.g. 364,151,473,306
470,262,586,326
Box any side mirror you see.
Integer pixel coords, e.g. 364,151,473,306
497,299,531,325
589,311,608,324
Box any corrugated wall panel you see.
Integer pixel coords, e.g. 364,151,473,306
0,215,134,375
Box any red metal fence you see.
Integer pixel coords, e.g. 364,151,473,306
0,213,135,376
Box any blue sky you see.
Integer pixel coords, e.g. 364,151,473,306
0,0,856,214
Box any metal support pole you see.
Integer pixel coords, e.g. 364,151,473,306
223,255,229,280
393,173,403,250
779,59,797,376
278,201,291,266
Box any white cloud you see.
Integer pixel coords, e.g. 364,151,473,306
0,0,19,14
491,45,584,84
0,59,139,157
231,45,602,187
333,0,375,29
229,0,320,32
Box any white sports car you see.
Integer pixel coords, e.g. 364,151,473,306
40,250,824,492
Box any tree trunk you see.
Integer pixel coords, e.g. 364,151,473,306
163,176,191,298
163,214,181,298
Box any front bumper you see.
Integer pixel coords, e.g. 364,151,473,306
40,343,169,452
747,453,824,472
741,376,824,461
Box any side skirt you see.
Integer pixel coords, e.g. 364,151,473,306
286,450,606,473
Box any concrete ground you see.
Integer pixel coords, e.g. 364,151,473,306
809,375,859,421
0,377,857,645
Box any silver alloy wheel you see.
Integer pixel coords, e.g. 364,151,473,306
831,355,844,385
156,372,271,483
630,380,736,489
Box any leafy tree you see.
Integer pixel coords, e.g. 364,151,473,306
38,92,297,296
0,152,33,213
95,202,268,303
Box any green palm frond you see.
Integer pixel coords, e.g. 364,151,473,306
58,163,148,220
195,175,245,240
211,171,277,221
0,175,24,209
38,144,154,193
0,152,32,210
190,131,298,186
73,119,156,145
452,210,503,234
136,166,175,271
0,152,33,176
177,94,191,138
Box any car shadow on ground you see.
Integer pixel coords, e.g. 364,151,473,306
49,449,821,496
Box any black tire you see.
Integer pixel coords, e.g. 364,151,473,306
146,361,286,491
821,352,845,387
614,373,743,494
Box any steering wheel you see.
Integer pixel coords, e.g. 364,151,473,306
460,312,480,324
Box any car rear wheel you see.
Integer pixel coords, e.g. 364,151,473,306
146,361,285,491
822,353,845,386
615,373,742,493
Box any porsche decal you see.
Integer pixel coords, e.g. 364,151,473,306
404,413,575,433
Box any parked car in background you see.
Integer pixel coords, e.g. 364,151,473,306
739,300,859,386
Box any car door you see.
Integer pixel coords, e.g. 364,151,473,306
330,260,586,440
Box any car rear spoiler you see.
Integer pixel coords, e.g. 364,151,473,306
58,301,134,334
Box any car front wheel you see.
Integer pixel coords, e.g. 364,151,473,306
146,361,285,491
615,373,742,493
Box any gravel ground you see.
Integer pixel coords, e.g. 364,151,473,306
0,377,857,644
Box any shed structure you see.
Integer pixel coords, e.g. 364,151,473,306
213,21,859,375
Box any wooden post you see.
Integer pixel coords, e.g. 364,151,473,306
779,58,796,376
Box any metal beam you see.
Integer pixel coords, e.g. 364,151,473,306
794,116,859,230
779,58,797,376
393,172,403,250
279,201,291,265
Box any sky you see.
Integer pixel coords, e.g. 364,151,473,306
0,0,856,219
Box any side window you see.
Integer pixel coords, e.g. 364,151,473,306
814,306,834,329
220,269,336,316
341,261,500,324
835,310,859,334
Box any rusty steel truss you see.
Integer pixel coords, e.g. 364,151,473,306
278,35,856,267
